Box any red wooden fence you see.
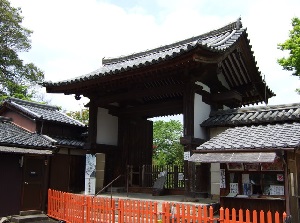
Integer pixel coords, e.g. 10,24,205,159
48,189,287,223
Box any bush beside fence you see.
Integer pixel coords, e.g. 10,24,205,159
48,189,287,223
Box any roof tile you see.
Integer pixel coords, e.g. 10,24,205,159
202,103,300,127
197,122,300,151
0,116,55,150
43,19,246,87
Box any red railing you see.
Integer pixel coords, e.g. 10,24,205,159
48,189,287,223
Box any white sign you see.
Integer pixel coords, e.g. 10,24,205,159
230,183,239,194
184,151,190,160
85,154,96,195
178,173,184,181
270,185,284,195
220,169,226,188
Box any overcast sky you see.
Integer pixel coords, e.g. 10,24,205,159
9,0,300,115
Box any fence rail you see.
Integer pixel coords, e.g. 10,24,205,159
48,189,287,223
128,165,184,188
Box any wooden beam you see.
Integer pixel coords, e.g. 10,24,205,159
211,90,243,103
112,99,183,118
193,53,223,64
180,136,206,146
94,82,185,106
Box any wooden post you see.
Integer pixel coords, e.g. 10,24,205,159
284,152,291,216
182,79,195,196
86,99,98,152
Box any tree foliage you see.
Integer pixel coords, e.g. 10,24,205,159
0,0,44,101
277,17,300,91
152,120,183,166
66,109,89,126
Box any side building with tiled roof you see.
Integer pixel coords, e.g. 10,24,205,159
0,116,56,217
0,98,88,202
189,103,300,219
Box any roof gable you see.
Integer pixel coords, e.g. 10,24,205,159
0,116,56,150
2,98,86,127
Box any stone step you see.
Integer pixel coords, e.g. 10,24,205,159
9,214,50,223
20,210,43,216
106,187,125,193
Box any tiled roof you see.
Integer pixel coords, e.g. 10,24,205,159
201,103,300,127
189,152,276,163
0,146,53,155
197,122,300,151
43,18,247,87
52,136,85,148
0,116,56,150
3,98,86,127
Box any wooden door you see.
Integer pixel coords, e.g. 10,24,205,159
0,153,22,216
21,156,45,210
289,158,298,221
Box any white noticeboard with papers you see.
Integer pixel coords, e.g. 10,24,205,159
184,151,190,161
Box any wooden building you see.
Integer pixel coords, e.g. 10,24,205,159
189,103,300,220
0,116,56,217
43,18,274,194
0,98,87,193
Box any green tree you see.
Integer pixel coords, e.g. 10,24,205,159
152,120,184,166
0,0,44,102
66,109,89,126
277,17,300,91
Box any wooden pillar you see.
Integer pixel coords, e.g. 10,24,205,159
182,79,195,196
87,100,97,151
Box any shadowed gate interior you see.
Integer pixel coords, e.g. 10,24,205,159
103,118,153,188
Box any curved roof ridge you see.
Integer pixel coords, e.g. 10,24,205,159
102,18,243,66
3,98,86,127
8,97,59,111
10,101,42,119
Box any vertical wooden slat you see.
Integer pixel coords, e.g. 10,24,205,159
197,205,202,222
253,210,258,223
260,210,265,223
232,208,236,223
246,209,250,223
239,208,243,223
219,207,224,223
267,211,272,223
204,205,208,223
209,206,214,223
192,205,196,222
283,212,287,223
176,204,180,222
275,211,280,223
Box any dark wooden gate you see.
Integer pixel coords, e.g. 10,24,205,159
0,153,22,216
21,156,45,210
49,154,85,193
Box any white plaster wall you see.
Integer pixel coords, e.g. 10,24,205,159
96,108,118,146
96,153,105,192
194,93,211,139
209,126,230,196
